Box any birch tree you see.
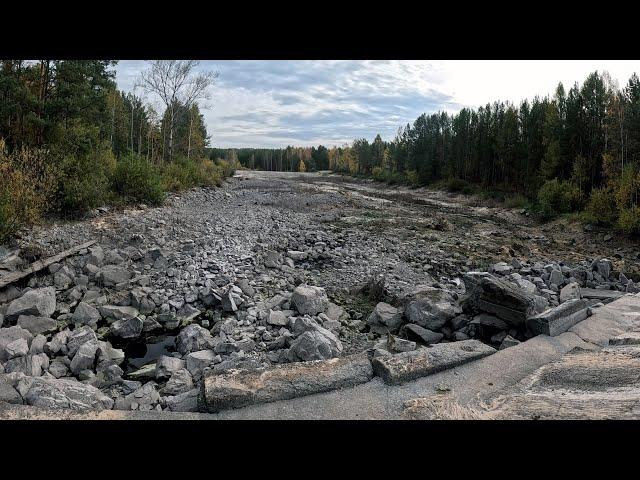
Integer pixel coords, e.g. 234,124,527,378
139,60,218,161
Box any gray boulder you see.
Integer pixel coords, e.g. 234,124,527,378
291,285,329,315
175,324,216,355
155,355,185,380
70,340,99,375
160,368,194,396
72,302,101,328
185,350,217,381
97,265,131,287
288,329,343,362
559,282,581,303
17,376,113,410
16,315,57,335
164,388,199,412
66,326,97,357
0,326,33,362
114,382,160,410
110,317,143,339
6,287,56,321
367,302,403,334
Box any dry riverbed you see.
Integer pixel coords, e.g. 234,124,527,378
1,170,638,415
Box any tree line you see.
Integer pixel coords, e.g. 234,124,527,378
219,70,640,233
0,60,236,242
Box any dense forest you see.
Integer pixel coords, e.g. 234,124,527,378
0,60,237,242
215,71,640,234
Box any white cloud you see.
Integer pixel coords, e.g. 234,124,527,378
116,60,640,149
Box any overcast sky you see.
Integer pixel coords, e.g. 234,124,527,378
115,60,640,149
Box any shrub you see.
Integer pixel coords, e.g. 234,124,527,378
445,177,470,193
112,154,165,205
55,146,115,214
537,179,583,217
618,207,640,235
582,187,618,226
0,140,56,242
503,193,531,209
406,169,420,187
162,157,224,192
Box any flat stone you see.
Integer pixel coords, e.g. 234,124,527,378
0,379,22,404
185,350,217,381
16,377,113,411
16,315,57,335
402,324,444,345
371,340,496,385
6,287,56,321
98,305,139,323
98,265,131,287
527,298,590,336
580,288,624,302
267,310,289,326
201,353,374,413
164,388,200,412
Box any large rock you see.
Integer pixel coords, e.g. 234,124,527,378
291,285,329,315
185,350,217,381
0,379,22,404
288,330,343,362
403,286,460,331
559,282,581,303
0,326,33,362
526,298,590,336
66,326,98,358
175,324,216,355
16,377,114,410
110,317,143,339
155,355,185,380
114,382,160,410
97,265,131,287
164,388,200,412
98,305,139,323
201,353,374,413
70,340,99,374
367,302,403,334
72,302,102,328
462,272,539,327
371,340,496,385
6,287,56,321
160,368,194,396
16,315,57,335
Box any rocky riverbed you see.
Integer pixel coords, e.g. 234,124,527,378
1,170,639,414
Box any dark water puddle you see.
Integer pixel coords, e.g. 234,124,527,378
120,335,176,372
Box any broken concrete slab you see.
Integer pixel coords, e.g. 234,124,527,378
569,294,640,347
371,339,496,386
200,353,373,413
526,298,590,336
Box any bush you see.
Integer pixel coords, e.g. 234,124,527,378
537,179,583,217
406,169,420,187
503,193,531,209
0,140,56,242
445,177,470,193
55,147,114,214
162,157,224,192
112,154,165,205
618,207,640,235
582,187,618,226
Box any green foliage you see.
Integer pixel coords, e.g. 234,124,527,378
503,193,531,209
406,169,420,187
445,177,474,194
618,207,640,234
112,154,165,205
162,157,224,191
0,140,56,242
582,187,618,225
537,179,583,217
